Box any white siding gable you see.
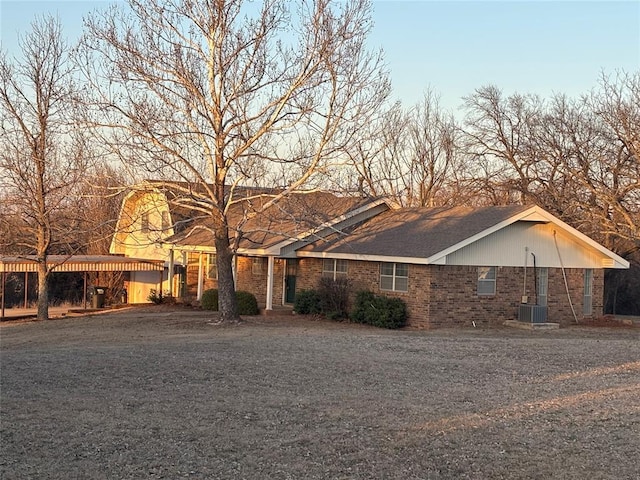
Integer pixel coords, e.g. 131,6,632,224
445,221,612,268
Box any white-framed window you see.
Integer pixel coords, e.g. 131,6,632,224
252,257,263,275
537,267,548,306
477,266,496,296
207,254,217,280
322,259,348,280
380,262,408,292
583,269,593,315
141,212,150,233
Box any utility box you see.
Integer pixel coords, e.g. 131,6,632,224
519,304,548,323
89,286,107,309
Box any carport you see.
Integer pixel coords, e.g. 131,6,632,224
0,255,165,320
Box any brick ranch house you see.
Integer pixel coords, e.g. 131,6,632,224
110,183,629,328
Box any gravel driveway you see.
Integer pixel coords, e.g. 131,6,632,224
1,307,639,479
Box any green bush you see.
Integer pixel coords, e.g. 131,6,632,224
236,290,259,315
201,289,258,315
201,289,219,311
350,290,407,329
294,289,322,314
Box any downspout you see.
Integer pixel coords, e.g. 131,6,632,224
523,247,528,303
531,252,537,305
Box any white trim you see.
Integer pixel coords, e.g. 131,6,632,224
197,253,204,300
168,249,174,297
297,250,437,265
266,257,275,310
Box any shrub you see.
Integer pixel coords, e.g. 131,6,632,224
294,289,322,314
147,289,163,304
318,276,351,319
201,289,258,315
350,290,407,329
201,289,219,311
236,290,259,315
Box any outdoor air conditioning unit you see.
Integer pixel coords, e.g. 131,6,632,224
518,304,548,323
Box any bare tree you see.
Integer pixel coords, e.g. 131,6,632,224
79,0,389,322
347,90,461,207
589,72,640,255
462,85,543,205
0,15,88,320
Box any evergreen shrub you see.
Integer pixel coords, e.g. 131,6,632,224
236,290,259,315
351,290,407,329
201,289,219,311
201,289,258,315
294,289,322,314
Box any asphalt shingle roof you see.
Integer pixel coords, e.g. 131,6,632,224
304,204,532,259
166,192,374,250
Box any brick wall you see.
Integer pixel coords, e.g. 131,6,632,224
185,254,604,326
235,257,286,309
546,268,604,325
428,266,523,327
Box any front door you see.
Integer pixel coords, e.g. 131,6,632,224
284,259,298,304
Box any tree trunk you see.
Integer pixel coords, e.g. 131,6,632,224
37,259,49,321
214,225,240,324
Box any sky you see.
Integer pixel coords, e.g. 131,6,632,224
1,0,639,113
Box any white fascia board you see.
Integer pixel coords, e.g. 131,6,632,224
236,247,279,256
267,198,391,253
296,250,433,265
172,245,215,253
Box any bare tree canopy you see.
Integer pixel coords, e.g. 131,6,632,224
79,0,390,322
347,90,463,207
1,15,88,320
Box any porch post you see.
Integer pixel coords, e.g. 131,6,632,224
197,252,204,300
168,249,174,298
24,271,28,308
83,271,87,310
266,256,274,311
1,271,5,321
232,255,237,286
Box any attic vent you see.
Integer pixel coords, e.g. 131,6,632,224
601,258,615,267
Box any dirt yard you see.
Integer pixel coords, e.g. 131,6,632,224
1,306,639,479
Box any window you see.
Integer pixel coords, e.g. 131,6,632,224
380,262,408,292
477,266,496,296
207,254,217,280
583,269,593,315
322,259,348,280
141,212,150,233
537,267,548,306
252,257,263,275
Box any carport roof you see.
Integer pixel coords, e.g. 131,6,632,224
0,255,165,273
